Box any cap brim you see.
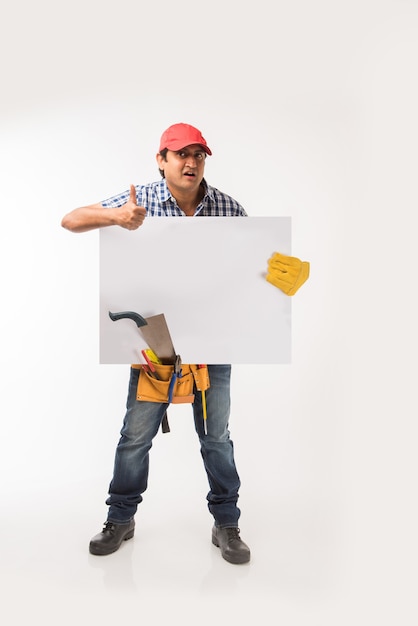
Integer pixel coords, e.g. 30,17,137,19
161,140,212,156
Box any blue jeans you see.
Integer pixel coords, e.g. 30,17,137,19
106,364,241,528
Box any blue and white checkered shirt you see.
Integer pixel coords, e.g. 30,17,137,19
101,179,247,217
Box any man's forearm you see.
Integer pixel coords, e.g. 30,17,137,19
61,196,146,233
61,204,120,233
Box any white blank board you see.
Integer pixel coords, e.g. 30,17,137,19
100,217,291,364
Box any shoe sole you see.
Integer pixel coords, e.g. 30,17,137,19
89,530,135,556
212,533,251,564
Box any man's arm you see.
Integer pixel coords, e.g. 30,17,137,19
61,185,146,233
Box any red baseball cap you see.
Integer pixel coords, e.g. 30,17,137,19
159,123,212,155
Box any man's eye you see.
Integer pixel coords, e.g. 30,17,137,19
176,151,205,160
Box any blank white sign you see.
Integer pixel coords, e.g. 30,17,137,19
100,217,291,364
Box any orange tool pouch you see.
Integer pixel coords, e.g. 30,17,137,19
132,363,210,404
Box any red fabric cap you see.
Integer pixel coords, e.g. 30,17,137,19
159,123,212,155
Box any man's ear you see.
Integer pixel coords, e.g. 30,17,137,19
156,152,165,171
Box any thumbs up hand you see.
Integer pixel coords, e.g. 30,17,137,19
117,185,147,230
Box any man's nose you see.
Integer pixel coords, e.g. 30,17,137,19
185,155,198,167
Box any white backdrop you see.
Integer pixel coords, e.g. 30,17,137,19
1,1,417,625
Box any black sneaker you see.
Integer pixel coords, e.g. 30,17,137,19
89,519,135,556
212,526,251,564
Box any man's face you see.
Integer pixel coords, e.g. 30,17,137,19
156,144,207,195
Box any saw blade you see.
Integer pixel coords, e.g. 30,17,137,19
139,314,177,364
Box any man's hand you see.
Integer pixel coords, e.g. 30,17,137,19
61,184,147,233
116,185,147,230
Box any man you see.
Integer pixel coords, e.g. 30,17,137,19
61,123,251,565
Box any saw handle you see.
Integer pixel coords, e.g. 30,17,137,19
108,310,148,328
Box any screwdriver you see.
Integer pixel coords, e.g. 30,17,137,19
198,365,208,434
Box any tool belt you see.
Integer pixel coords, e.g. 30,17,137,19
132,363,210,404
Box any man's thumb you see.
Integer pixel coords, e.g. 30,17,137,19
129,184,137,204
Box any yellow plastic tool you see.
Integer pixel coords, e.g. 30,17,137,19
144,348,161,364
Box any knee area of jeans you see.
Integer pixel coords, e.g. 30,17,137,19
119,419,158,443
201,432,232,445
121,409,166,440
119,428,156,446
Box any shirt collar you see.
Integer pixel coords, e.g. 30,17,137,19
157,178,213,205
157,179,172,203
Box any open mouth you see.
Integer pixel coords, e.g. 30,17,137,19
183,171,196,177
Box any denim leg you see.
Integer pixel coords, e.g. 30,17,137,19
106,367,168,523
193,365,241,528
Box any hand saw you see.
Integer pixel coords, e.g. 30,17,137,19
108,310,177,365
